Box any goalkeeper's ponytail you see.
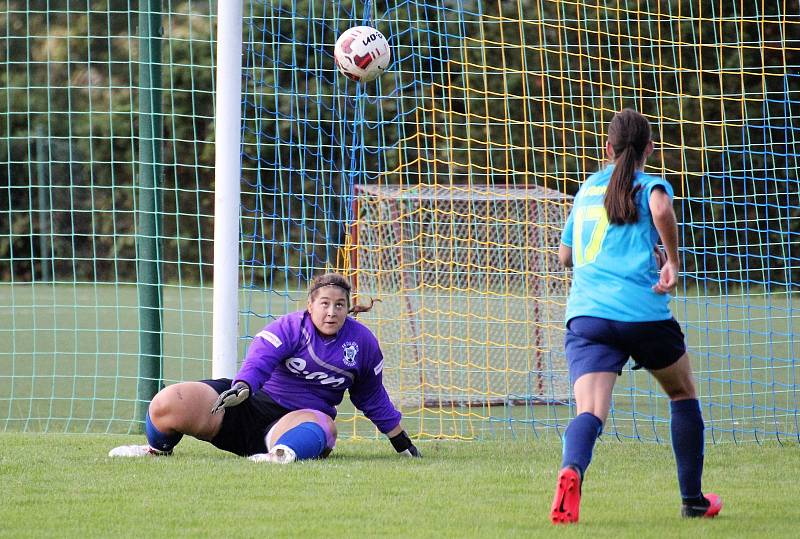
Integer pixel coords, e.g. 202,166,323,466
349,297,380,316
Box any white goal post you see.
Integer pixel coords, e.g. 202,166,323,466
212,1,244,378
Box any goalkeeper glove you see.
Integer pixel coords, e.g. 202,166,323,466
389,430,421,458
210,381,250,414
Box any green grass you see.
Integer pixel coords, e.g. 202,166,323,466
0,434,797,538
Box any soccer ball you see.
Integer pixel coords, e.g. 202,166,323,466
334,26,390,83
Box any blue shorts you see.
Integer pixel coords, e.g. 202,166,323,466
564,316,687,385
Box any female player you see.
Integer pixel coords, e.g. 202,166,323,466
550,109,721,523
109,272,420,463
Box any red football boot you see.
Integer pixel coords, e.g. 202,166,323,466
681,493,723,518
550,466,582,524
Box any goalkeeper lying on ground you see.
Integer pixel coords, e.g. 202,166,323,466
110,272,420,463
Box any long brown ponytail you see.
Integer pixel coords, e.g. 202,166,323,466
604,109,652,224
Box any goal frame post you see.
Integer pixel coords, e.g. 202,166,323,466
212,0,244,379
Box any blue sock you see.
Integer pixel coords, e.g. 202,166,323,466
275,422,327,460
145,411,183,452
670,398,705,500
561,412,603,478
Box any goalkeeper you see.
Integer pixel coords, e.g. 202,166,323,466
109,272,420,463
550,109,721,523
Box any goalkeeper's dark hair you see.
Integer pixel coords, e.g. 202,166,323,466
307,272,378,316
605,108,652,225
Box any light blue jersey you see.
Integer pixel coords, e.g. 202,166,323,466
561,166,675,322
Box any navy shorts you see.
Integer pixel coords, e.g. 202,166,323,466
564,316,687,385
201,378,291,457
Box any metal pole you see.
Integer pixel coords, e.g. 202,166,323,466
35,125,51,282
135,1,164,425
212,0,243,378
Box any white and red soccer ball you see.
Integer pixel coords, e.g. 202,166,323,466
334,26,390,83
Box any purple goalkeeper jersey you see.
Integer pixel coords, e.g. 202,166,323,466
234,311,401,433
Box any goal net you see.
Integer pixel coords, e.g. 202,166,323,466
2,1,798,445
348,184,571,407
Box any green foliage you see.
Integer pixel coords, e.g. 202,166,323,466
1,1,216,283
1,434,799,537
1,1,798,285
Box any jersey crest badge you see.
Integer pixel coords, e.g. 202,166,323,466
342,341,359,366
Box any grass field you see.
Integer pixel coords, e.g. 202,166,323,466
1,434,798,538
